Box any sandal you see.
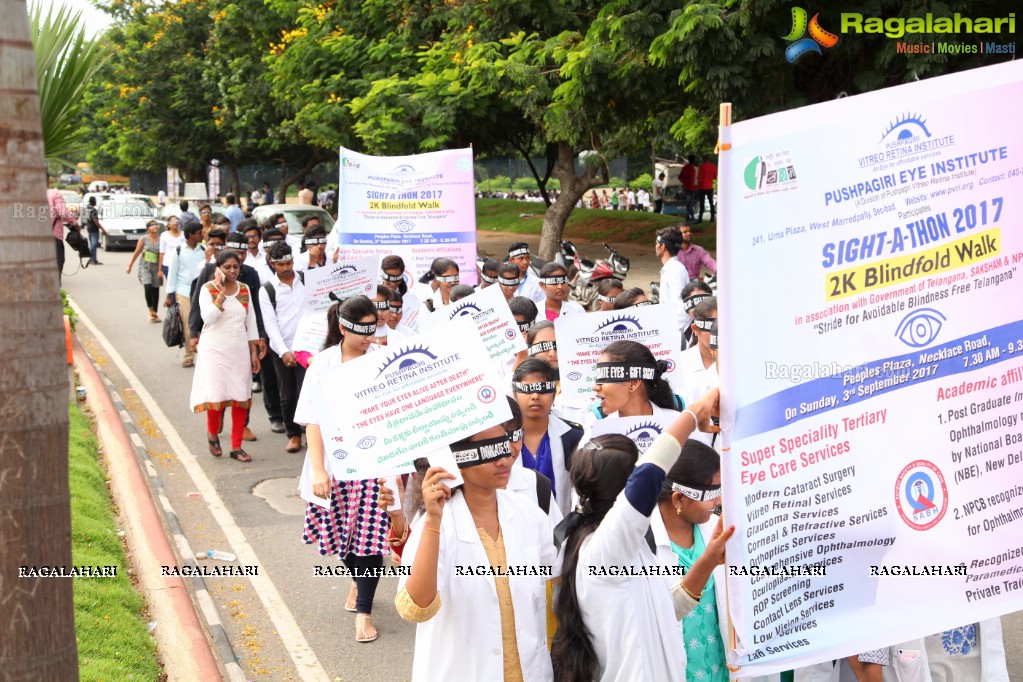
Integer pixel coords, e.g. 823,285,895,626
229,449,252,463
207,435,222,457
355,614,378,643
344,584,358,613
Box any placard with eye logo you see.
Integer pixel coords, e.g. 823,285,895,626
589,414,676,455
292,255,380,354
553,303,684,402
418,283,526,364
318,316,510,480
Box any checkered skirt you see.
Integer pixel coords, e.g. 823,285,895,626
303,478,390,558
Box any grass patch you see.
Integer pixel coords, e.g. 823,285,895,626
474,198,716,252
69,402,164,681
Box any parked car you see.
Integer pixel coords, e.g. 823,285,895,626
58,190,81,216
251,204,336,236
96,195,163,251
58,173,83,185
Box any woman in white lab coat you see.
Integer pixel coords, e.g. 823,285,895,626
552,389,733,682
395,424,557,681
677,296,718,449
512,357,583,518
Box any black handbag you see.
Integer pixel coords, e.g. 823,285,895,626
65,228,91,264
162,302,184,347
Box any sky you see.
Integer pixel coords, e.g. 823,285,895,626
40,0,113,38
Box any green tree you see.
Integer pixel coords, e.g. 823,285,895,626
30,1,108,166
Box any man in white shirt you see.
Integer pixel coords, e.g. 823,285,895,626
507,242,546,305
257,242,307,453
164,222,206,367
655,227,688,334
652,173,666,213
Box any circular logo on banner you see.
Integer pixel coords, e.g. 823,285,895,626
478,386,496,403
663,358,676,372
332,449,349,460
566,371,582,381
894,460,948,530
504,328,516,341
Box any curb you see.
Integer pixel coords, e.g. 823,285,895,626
73,334,246,682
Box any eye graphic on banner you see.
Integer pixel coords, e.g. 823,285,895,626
880,112,932,144
595,315,643,333
566,371,582,381
334,265,358,276
394,220,415,233
332,449,348,460
356,437,377,450
663,359,676,372
390,164,416,179
376,345,439,376
504,328,516,341
894,460,948,531
450,303,481,318
478,386,496,403
625,422,663,453
895,308,947,347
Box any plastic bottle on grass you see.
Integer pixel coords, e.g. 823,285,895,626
197,550,236,561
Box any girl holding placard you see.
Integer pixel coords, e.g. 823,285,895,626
395,425,557,681
297,295,390,643
551,389,731,682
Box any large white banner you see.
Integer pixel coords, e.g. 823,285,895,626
318,317,510,480
334,147,478,285
719,61,1023,675
554,304,684,401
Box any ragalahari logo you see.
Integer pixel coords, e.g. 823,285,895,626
784,7,839,62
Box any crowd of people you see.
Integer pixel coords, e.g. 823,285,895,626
51,182,1008,679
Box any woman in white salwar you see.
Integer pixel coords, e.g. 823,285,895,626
190,250,260,462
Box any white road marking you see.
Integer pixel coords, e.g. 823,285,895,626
72,300,331,682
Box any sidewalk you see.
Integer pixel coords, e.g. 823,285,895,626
73,334,238,682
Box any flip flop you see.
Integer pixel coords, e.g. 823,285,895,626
229,449,252,463
344,585,358,613
207,435,222,457
355,614,378,643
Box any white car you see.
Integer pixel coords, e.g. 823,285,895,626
95,195,163,251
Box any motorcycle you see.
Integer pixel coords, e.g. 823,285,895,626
561,241,630,310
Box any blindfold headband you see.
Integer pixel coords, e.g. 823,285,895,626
339,318,376,336
304,236,328,246
512,381,558,394
541,276,568,285
672,482,722,502
508,428,523,443
709,322,718,351
388,306,402,314
517,320,533,332
634,300,653,307
683,293,711,313
528,341,556,356
693,317,715,332
480,273,497,284
270,253,293,263
508,247,529,258
594,362,657,383
436,274,459,283
597,294,617,303
381,272,405,282
373,300,389,310
498,276,521,286
451,435,513,468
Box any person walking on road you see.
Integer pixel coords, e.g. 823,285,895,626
299,296,389,644
696,155,717,223
48,188,79,279
81,196,106,265
190,250,261,462
125,220,163,322
165,222,205,367
158,215,183,279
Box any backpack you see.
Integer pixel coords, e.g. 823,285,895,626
162,301,184,347
534,472,553,515
261,272,305,310
64,229,90,264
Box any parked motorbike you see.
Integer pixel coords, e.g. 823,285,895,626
561,241,630,310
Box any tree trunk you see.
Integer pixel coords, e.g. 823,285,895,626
0,1,79,679
278,158,316,206
228,161,240,198
537,142,607,261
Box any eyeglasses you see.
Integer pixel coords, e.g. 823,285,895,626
200,211,212,216
275,222,288,228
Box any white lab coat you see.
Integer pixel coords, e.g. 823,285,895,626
398,490,556,682
511,416,579,519
677,344,719,450
651,511,780,682
574,487,693,682
508,465,564,525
